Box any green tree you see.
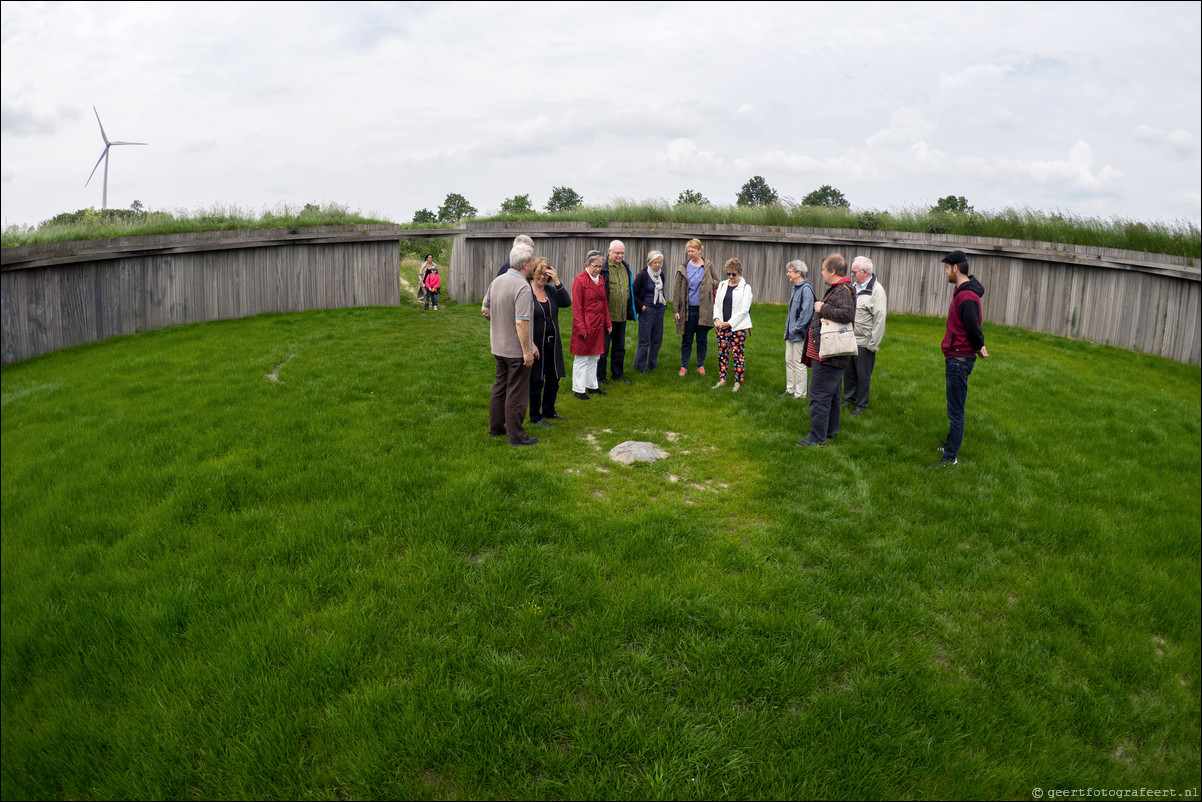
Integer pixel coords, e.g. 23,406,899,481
130,199,145,215
437,193,477,222
500,194,535,216
412,208,437,224
932,195,974,214
801,185,850,208
545,186,584,212
736,176,779,207
676,189,710,206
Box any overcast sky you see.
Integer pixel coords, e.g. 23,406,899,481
2,1,1199,229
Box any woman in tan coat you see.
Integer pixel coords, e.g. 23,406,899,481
672,238,723,376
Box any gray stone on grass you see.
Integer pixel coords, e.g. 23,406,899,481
608,441,669,465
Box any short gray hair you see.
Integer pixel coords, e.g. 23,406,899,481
646,250,664,266
513,235,534,248
852,256,874,275
608,240,625,251
510,243,535,269
786,259,808,278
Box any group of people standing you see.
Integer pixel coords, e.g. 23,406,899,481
481,234,986,466
566,239,754,396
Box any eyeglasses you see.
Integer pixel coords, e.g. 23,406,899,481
726,273,738,277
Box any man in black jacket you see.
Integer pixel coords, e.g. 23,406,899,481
930,249,989,468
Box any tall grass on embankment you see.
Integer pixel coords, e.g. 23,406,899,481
484,199,1202,259
6,198,1199,259
0,202,398,248
2,303,1199,799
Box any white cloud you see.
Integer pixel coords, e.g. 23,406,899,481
1134,125,1197,159
866,107,935,148
939,63,1014,91
909,140,944,167
657,138,724,169
959,140,1122,193
983,107,1022,128
1177,190,1201,208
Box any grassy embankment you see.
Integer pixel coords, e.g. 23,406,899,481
2,278,1199,798
0,202,417,248
5,200,1199,259
481,200,1201,259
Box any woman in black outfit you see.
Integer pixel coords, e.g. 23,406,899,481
797,254,856,446
529,257,572,426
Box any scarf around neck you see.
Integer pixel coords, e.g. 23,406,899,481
648,268,665,306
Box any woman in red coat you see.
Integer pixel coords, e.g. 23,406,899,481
570,251,612,400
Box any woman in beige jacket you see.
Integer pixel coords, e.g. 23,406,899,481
672,238,723,376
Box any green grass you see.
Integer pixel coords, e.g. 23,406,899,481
0,202,396,248
2,301,1199,799
482,200,1202,259
6,199,1199,259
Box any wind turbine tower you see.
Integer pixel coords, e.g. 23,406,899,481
85,106,147,209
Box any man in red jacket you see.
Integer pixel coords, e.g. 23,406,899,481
931,250,989,468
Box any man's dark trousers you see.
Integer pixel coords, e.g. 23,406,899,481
598,321,627,382
490,355,533,444
843,346,876,410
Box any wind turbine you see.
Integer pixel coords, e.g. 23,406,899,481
85,106,147,209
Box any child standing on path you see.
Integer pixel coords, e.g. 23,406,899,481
424,267,441,310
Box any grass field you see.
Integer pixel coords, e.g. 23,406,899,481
2,280,1199,799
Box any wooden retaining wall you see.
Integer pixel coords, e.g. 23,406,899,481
5,221,1198,365
448,222,1201,365
1,225,403,364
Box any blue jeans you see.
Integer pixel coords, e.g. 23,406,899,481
680,305,710,369
943,357,976,460
635,305,665,372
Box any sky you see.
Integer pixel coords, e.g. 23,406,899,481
2,1,1200,229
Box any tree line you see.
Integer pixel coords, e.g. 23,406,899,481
413,178,976,223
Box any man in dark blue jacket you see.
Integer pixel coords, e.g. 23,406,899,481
931,249,989,468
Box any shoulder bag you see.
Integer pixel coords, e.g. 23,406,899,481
818,284,857,359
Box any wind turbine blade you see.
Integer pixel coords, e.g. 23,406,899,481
85,147,109,187
93,105,110,145
109,140,148,146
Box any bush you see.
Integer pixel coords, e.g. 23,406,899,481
801,185,850,208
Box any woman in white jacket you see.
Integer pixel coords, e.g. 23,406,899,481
712,258,753,391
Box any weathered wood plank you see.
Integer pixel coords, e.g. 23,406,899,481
448,223,1199,365
2,228,405,363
